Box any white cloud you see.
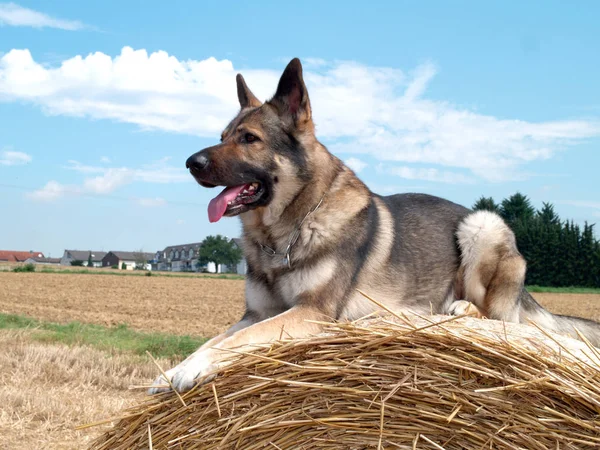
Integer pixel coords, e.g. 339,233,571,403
28,158,191,201
65,159,190,185
0,149,31,165
83,168,130,194
1,47,599,182
26,180,73,201
369,184,427,195
137,197,167,207
380,164,475,184
100,156,111,163
344,157,368,173
0,3,85,30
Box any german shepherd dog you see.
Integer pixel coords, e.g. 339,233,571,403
151,58,600,394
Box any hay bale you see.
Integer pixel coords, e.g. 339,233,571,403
89,315,600,449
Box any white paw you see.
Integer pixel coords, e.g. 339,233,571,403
448,300,484,318
147,353,216,394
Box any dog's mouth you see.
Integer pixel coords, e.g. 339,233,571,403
206,182,265,223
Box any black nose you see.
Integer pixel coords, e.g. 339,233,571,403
186,153,209,170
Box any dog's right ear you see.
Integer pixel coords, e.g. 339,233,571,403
236,74,262,109
270,58,311,124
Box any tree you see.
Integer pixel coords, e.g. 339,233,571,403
71,260,84,266
500,192,535,226
87,253,93,268
472,196,500,213
121,262,127,270
133,249,149,270
198,235,243,273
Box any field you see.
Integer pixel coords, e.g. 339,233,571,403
0,272,245,337
1,271,600,449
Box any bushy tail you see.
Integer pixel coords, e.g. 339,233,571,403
456,210,600,348
519,290,600,348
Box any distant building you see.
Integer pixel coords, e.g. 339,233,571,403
60,250,107,267
102,251,154,270
24,256,61,265
153,240,247,274
0,250,45,262
154,243,202,272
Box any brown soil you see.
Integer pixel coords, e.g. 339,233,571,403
0,272,245,337
533,292,600,322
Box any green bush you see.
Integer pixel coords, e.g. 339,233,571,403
145,271,152,277
13,263,36,273
70,260,84,267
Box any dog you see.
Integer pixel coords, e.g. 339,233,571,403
150,58,600,394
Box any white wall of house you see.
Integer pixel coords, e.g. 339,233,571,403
236,259,247,275
119,260,136,270
82,261,102,268
206,262,223,273
118,260,151,270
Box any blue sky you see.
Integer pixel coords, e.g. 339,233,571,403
1,1,599,257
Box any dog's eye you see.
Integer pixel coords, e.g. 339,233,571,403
244,133,258,143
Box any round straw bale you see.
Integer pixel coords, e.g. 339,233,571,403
89,315,600,449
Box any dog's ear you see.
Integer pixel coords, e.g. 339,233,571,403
236,74,262,109
270,58,311,123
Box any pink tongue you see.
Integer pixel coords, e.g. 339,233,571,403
208,185,247,223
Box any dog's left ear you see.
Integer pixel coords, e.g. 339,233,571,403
270,58,311,123
236,74,262,109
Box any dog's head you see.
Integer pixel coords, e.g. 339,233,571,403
186,58,318,223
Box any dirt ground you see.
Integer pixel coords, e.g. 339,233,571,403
1,272,599,336
0,272,245,338
532,292,600,322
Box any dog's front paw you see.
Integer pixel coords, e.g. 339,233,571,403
148,367,178,394
448,300,484,318
147,353,216,395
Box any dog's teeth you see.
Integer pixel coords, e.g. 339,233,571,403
227,201,232,205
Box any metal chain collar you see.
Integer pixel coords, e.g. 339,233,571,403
259,195,325,269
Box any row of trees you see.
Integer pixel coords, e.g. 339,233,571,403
198,235,243,271
473,193,600,287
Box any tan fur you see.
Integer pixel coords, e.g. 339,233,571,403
150,59,553,394
456,211,526,322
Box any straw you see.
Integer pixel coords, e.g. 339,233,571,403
88,314,600,450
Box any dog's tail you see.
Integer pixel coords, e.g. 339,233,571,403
457,210,600,348
518,290,600,347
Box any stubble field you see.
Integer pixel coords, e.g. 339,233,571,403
0,272,246,337
1,271,600,449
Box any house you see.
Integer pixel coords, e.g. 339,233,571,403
60,250,107,267
153,240,247,274
24,256,61,265
0,250,45,262
102,251,154,270
154,243,202,272
232,238,247,275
